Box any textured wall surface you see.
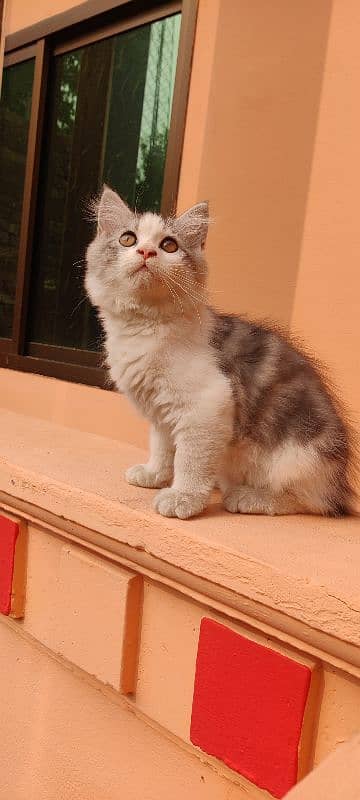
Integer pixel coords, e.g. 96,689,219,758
4,0,87,34
179,0,360,432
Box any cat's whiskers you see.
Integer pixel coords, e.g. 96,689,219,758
171,269,206,289
164,273,203,326
171,268,209,295
172,268,223,299
175,279,208,302
70,295,87,316
158,273,185,316
73,259,84,271
167,272,207,305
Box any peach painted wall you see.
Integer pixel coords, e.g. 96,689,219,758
290,0,360,429
4,0,88,34
1,519,359,799
0,621,245,800
178,0,333,326
178,0,360,429
0,0,6,92
286,733,360,800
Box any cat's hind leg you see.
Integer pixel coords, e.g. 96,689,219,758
218,442,299,514
220,438,323,515
221,438,346,516
223,486,303,515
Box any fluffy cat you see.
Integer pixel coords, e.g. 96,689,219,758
85,186,355,519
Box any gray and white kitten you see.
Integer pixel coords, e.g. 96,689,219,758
85,186,355,519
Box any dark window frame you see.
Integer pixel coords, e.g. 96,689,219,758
0,0,198,388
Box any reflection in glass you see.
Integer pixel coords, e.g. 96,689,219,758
0,59,34,338
28,14,181,350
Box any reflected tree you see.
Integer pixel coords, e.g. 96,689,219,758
27,14,181,351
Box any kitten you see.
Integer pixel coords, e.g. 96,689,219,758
85,186,355,519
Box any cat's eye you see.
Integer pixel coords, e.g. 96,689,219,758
160,236,178,253
120,231,137,247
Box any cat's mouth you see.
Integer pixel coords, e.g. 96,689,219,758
129,260,160,277
131,262,153,276
129,263,157,286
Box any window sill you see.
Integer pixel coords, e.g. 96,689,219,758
0,408,359,670
0,351,106,387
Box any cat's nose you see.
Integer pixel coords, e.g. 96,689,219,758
137,247,157,261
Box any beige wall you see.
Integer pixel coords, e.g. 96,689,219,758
290,0,360,429
286,733,360,800
0,621,246,800
0,0,6,91
5,0,87,34
179,0,333,325
1,516,359,799
179,0,360,430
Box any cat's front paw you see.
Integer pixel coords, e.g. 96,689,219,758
153,488,207,519
125,464,171,489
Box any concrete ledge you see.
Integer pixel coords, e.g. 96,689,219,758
0,409,359,660
285,733,360,799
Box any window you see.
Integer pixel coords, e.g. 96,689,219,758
0,1,197,386
0,58,34,338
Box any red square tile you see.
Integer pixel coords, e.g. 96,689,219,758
0,515,19,615
190,618,311,798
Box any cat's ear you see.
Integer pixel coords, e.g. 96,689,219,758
97,185,133,235
174,201,209,249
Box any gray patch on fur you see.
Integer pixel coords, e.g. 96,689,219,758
209,311,354,515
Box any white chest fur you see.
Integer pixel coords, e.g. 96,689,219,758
103,314,164,411
101,310,231,431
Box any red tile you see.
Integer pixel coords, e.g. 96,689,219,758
0,515,19,615
190,618,311,798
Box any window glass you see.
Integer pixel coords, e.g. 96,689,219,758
0,59,34,338
28,14,181,350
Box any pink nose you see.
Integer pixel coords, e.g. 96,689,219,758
137,247,157,261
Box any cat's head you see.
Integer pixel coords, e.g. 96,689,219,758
85,186,209,317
